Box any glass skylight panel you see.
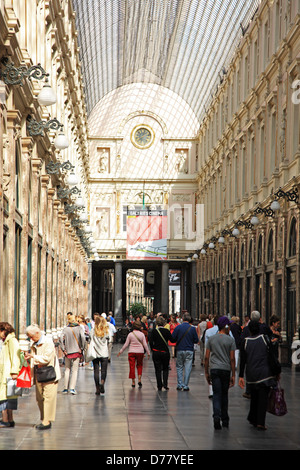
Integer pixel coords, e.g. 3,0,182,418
72,0,261,126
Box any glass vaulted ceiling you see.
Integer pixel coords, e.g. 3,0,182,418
72,0,261,127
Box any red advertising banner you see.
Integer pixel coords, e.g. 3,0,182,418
126,209,167,259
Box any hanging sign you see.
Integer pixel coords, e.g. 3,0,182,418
126,209,167,260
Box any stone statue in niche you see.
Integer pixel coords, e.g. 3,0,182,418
176,150,188,174
96,209,109,238
98,148,109,173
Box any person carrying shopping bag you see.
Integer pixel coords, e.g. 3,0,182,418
25,324,61,430
0,322,21,428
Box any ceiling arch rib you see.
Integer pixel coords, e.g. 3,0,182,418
72,0,261,125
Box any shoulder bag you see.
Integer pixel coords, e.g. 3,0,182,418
86,336,97,362
35,356,57,383
156,328,169,349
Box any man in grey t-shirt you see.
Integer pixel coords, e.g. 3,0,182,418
204,316,236,429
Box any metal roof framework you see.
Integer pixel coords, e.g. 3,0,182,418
72,0,261,129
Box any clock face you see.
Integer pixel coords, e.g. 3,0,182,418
131,125,154,149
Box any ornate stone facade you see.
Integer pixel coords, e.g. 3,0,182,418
0,1,88,337
196,0,300,363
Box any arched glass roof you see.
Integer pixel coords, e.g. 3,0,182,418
72,0,261,127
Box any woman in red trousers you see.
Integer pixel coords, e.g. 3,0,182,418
117,320,150,388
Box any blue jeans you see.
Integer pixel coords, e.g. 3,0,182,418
176,350,194,389
210,369,231,425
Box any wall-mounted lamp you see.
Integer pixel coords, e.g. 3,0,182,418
65,171,79,186
221,229,231,237
270,200,280,211
0,57,57,106
57,186,81,199
26,115,69,149
270,186,299,211
274,186,298,203
71,218,88,228
74,195,85,209
254,205,274,218
46,160,74,175
79,211,89,223
64,203,81,214
200,243,208,254
250,215,260,226
232,227,240,237
236,219,253,230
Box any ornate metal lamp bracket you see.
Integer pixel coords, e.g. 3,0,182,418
26,115,63,137
0,57,49,86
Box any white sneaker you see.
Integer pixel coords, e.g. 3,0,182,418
70,389,77,395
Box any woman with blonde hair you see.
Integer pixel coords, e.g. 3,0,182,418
0,322,21,428
90,315,110,395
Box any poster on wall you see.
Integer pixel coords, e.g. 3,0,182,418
126,208,167,260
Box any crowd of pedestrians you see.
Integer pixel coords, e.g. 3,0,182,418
0,308,282,433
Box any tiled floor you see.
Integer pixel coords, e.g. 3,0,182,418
1,342,299,451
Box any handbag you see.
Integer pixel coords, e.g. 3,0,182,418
16,352,32,388
267,382,287,416
86,339,97,362
36,365,56,383
6,377,23,398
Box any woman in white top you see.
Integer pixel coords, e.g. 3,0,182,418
90,315,110,395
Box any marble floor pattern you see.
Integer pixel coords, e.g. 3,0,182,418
1,342,299,451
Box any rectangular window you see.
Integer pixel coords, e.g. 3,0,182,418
37,245,42,325
14,225,22,336
2,230,9,320
26,237,32,325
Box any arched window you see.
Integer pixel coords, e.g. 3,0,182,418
267,230,274,263
288,218,297,258
257,235,263,266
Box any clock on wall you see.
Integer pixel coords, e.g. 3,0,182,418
131,125,155,149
